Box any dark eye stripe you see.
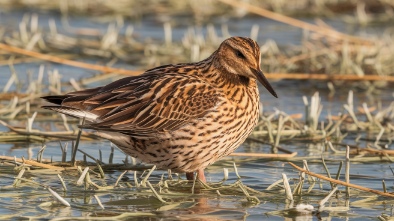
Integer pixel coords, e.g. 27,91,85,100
228,37,260,61
235,50,246,59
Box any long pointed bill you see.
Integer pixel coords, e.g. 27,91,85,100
251,68,278,98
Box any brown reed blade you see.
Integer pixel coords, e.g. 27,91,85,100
288,162,394,198
0,155,67,170
230,152,297,158
264,73,394,82
0,43,142,76
218,0,372,44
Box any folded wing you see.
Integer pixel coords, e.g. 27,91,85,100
43,73,223,138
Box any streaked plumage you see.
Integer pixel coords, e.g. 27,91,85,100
42,36,277,182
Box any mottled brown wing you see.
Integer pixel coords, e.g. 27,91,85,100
82,73,223,137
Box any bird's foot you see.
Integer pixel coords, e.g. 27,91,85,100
186,169,206,183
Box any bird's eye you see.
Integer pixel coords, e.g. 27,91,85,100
235,50,245,59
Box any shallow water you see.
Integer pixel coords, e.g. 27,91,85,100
1,7,394,221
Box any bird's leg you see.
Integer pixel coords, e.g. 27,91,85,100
197,169,206,183
186,172,194,181
185,169,206,183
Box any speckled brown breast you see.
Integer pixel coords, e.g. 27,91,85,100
114,80,260,173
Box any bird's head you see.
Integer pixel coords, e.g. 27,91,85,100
214,36,277,98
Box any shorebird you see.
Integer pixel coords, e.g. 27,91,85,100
42,36,277,182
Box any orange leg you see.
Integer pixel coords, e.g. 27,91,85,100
186,169,206,183
197,169,206,183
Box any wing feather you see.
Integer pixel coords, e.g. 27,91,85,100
88,74,223,136
43,70,223,138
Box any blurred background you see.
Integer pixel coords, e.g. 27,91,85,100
0,0,393,220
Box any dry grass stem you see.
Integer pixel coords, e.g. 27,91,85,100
76,167,89,185
318,186,338,210
57,174,67,191
0,43,142,76
282,173,293,201
345,146,350,198
94,195,105,209
0,155,66,170
48,187,70,207
230,152,297,158
218,0,372,44
288,162,394,198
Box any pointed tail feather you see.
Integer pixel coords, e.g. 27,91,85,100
42,106,98,122
41,95,68,105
